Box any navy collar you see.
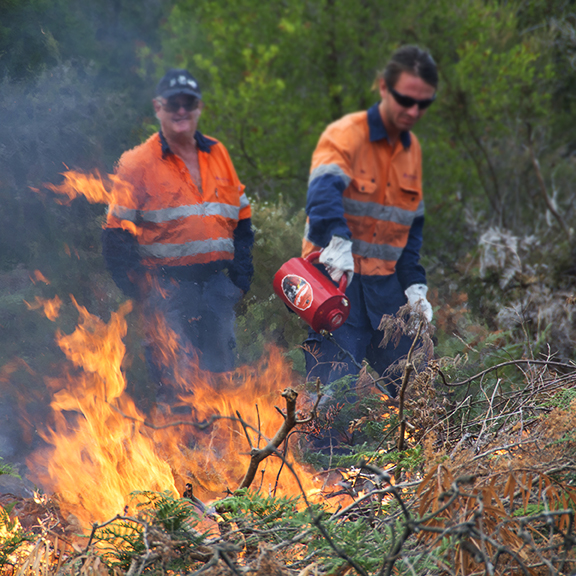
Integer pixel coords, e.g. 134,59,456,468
367,103,411,149
159,130,217,158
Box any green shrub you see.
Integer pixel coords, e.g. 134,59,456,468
236,199,308,365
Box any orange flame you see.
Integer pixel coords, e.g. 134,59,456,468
31,270,50,285
25,169,331,528
24,295,62,321
0,508,33,564
26,298,325,528
44,170,140,236
44,170,117,205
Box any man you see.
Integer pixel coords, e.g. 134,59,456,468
102,68,254,389
302,45,437,397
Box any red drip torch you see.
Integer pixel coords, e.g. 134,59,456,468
273,251,350,333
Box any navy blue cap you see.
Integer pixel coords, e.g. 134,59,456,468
156,69,202,99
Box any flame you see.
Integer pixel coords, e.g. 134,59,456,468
45,170,117,205
26,296,325,528
23,168,333,528
31,270,51,284
24,295,62,321
0,507,34,565
45,170,140,236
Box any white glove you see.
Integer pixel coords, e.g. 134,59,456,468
404,283,433,322
319,236,354,288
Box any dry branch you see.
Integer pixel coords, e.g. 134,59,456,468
237,386,321,490
396,320,424,453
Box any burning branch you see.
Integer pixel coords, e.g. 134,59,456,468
237,384,322,490
108,380,323,495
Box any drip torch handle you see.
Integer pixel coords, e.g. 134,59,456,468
305,251,347,292
305,251,322,262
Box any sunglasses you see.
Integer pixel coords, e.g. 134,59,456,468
389,87,435,110
162,96,200,113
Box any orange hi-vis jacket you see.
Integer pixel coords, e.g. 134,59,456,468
302,104,425,282
106,131,251,269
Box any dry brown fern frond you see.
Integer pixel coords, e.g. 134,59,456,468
414,460,576,575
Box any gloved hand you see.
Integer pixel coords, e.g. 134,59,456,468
404,283,433,322
319,235,354,288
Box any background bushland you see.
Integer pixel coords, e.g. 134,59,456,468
1,0,576,389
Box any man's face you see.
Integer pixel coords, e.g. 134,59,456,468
153,94,203,140
379,72,436,134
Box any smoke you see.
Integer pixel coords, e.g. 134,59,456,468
0,0,175,492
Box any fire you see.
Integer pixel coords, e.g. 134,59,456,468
43,170,140,236
24,295,62,321
0,506,33,566
25,295,324,529
22,168,331,530
31,270,51,285
44,170,118,206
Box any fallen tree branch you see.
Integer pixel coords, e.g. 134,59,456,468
109,382,323,494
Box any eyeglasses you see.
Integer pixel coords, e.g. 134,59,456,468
162,96,200,113
389,87,435,110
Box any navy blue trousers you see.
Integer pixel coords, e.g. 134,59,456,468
303,273,413,398
141,272,243,392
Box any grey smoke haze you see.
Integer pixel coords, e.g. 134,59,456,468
0,0,176,494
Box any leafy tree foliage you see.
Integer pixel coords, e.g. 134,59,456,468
148,0,576,258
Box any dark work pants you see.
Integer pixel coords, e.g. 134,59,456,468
141,272,243,394
303,273,413,399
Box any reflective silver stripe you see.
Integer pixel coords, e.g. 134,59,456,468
343,198,424,226
309,163,351,188
140,238,235,259
303,220,310,241
138,202,240,223
352,239,403,261
414,200,425,218
239,193,250,210
109,205,139,222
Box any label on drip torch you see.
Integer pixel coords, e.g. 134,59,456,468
282,274,313,311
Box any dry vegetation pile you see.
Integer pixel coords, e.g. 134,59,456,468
2,348,576,576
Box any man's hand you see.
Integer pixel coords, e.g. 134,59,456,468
404,283,433,322
319,236,354,288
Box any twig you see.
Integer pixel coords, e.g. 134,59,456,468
471,439,537,461
397,321,423,453
438,359,576,388
236,410,254,449
256,404,262,449
107,404,230,431
110,386,322,494
237,381,324,490
83,514,145,553
473,377,501,453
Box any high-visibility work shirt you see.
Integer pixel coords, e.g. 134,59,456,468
302,103,425,284
106,131,251,269
302,103,426,330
